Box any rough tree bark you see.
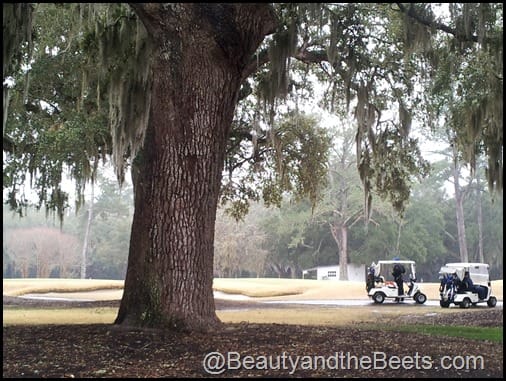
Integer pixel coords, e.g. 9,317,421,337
115,4,277,331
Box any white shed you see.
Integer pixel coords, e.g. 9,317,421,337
302,264,365,282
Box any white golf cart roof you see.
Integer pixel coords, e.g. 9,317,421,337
370,260,417,277
441,263,490,274
445,262,489,270
439,262,491,284
377,260,416,265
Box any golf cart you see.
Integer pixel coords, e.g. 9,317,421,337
438,262,497,308
366,260,427,304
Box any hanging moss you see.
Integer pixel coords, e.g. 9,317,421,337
266,14,298,101
401,4,432,57
80,4,154,185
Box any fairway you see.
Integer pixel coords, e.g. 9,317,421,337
3,304,467,327
3,307,118,325
3,278,124,297
3,278,503,326
3,277,503,301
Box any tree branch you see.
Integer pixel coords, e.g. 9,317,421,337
395,3,479,43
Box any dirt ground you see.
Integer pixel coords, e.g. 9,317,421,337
2,296,503,378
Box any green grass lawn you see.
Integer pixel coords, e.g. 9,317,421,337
384,324,503,343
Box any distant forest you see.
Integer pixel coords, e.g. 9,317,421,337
3,165,503,282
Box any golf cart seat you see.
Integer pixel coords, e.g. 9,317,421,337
374,275,385,285
476,285,489,300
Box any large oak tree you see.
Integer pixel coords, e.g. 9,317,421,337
115,4,278,330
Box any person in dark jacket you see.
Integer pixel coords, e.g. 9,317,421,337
392,263,406,297
460,271,479,293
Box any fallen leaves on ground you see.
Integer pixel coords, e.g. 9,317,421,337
2,298,503,378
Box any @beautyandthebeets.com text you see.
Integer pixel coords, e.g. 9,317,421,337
202,351,485,375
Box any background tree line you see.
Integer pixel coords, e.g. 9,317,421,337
4,154,502,282
3,173,132,279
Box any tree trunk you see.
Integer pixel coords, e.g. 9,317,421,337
115,4,276,332
452,151,469,263
338,225,348,280
330,222,348,281
394,216,404,258
80,181,94,279
476,175,484,263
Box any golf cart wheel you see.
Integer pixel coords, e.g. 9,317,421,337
487,296,497,308
440,299,450,308
414,292,427,304
460,298,471,309
372,292,385,304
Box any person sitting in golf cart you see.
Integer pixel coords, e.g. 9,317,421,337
459,271,477,293
366,262,385,292
459,271,488,299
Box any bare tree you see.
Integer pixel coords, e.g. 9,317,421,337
3,227,81,278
